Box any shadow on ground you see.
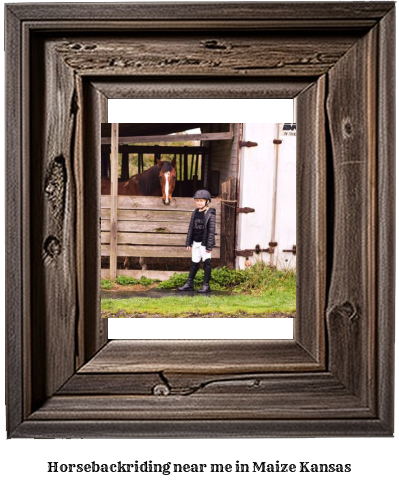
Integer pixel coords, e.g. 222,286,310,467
101,288,231,299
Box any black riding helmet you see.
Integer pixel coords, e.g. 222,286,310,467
193,189,211,203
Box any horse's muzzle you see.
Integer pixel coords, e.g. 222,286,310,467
163,199,170,206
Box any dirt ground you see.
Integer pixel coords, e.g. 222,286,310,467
105,282,160,292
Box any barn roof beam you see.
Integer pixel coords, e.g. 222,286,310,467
101,131,234,145
101,123,208,138
101,145,210,155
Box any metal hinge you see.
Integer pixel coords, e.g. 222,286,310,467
236,243,277,257
283,245,296,255
239,140,258,148
236,207,255,214
235,249,255,257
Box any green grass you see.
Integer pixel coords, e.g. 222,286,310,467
101,262,296,317
101,290,295,317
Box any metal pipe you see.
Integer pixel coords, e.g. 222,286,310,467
270,123,281,266
235,123,243,269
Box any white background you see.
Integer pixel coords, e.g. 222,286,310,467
109,99,294,122
108,318,294,339
109,103,295,341
1,1,398,486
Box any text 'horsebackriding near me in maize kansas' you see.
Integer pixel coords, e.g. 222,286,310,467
101,157,177,205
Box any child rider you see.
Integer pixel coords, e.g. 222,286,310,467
178,189,216,293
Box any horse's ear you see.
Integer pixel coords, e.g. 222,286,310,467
156,156,163,166
171,157,177,167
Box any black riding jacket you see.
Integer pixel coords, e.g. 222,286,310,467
185,208,216,251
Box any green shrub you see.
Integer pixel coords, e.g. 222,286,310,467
158,264,294,293
239,261,296,294
139,275,160,286
116,275,139,286
209,266,247,289
101,279,114,290
115,275,160,286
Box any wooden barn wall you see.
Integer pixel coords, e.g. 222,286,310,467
202,123,239,194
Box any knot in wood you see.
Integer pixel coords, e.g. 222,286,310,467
328,301,358,323
45,156,66,210
343,119,353,138
44,236,61,259
83,44,97,51
152,383,170,396
45,181,56,196
339,301,358,321
201,40,227,50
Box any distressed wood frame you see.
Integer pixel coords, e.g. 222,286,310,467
5,2,395,438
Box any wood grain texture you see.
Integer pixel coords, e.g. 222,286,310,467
109,123,119,280
73,74,85,370
101,196,221,260
58,372,163,396
81,80,107,361
92,79,312,100
55,34,360,78
101,220,190,233
295,76,326,365
5,5,24,435
5,2,395,438
101,208,221,223
30,35,77,407
375,6,395,433
26,371,375,423
7,2,394,23
102,132,233,144
102,195,221,211
29,395,371,422
14,417,391,439
326,26,377,405
102,144,209,155
80,340,320,374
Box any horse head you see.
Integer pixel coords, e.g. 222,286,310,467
157,157,177,205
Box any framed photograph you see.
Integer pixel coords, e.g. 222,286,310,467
100,118,297,339
5,2,395,437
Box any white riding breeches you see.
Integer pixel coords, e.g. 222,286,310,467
192,241,211,263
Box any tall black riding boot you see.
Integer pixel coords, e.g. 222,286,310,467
178,261,199,291
198,258,211,293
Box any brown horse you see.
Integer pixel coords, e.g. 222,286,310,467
101,157,177,205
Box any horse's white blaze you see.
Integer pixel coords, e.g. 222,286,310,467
164,171,170,202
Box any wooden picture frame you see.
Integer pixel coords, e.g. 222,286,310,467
5,2,395,438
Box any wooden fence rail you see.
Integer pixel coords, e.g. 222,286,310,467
101,196,222,278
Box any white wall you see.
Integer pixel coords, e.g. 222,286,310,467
237,123,296,270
